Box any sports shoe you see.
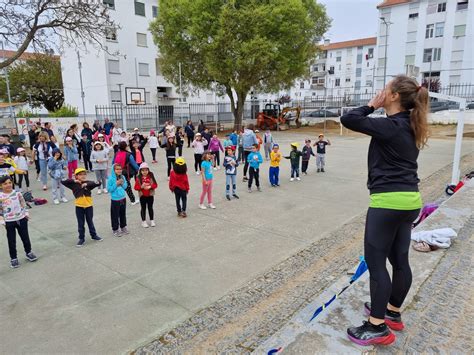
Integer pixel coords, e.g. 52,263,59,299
121,227,130,235
10,259,19,268
317,168,321,173
364,302,405,331
26,252,38,261
347,321,395,346
275,184,280,187
296,177,301,181
321,168,325,172
217,166,221,170
178,212,183,217
150,220,156,227
131,201,139,206
199,204,207,210
61,197,68,203
103,189,108,194
248,188,252,193
181,212,187,218
257,187,262,192
42,185,48,191
196,171,200,175
53,199,60,205
208,203,216,209
76,239,85,247
91,235,103,242
113,230,121,238
243,177,248,182
213,167,218,171
97,189,102,195
226,195,231,201
290,178,294,182
142,221,149,228
233,194,239,199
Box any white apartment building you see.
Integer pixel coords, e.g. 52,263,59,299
375,0,473,90
309,37,378,98
61,0,215,115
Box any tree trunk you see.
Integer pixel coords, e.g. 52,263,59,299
226,87,247,131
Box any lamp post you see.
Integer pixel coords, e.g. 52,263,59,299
0,41,15,122
117,83,126,131
380,17,393,89
76,51,86,122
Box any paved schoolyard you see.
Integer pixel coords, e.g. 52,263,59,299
0,131,472,354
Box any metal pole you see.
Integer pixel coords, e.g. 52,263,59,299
380,17,391,89
134,58,139,87
77,51,86,122
451,102,466,184
118,83,126,131
428,58,433,92
179,62,183,125
1,42,16,125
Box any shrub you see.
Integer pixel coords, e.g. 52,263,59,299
49,104,79,117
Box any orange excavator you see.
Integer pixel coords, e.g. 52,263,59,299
256,103,301,130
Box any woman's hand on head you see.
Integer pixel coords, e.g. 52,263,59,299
368,90,386,110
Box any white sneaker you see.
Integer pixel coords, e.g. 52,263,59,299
208,203,216,209
196,171,200,175
150,220,156,227
199,204,207,210
53,199,60,205
142,221,149,228
61,197,68,203
213,167,218,171
296,177,301,181
290,178,294,182
103,189,108,194
97,189,102,195
131,201,139,206
217,166,221,170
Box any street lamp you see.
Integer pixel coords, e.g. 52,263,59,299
380,17,393,89
76,51,86,122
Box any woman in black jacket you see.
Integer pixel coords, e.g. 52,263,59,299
341,75,429,346
184,120,195,148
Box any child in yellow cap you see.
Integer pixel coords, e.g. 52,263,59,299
61,168,102,247
169,157,189,217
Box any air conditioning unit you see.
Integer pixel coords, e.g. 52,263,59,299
406,65,420,78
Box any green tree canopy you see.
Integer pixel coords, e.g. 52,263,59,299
0,54,64,112
150,0,330,129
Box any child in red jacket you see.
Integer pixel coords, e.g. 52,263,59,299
134,163,157,228
169,157,190,218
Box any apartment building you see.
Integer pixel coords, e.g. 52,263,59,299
375,0,473,90
61,0,214,115
309,37,378,98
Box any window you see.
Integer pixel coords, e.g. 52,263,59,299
345,78,351,83
454,24,466,37
424,48,441,62
405,55,415,65
105,27,117,41
427,4,437,14
138,63,149,76
336,56,341,62
108,59,120,74
335,78,340,87
367,62,370,67
409,12,419,18
312,77,318,84
356,68,362,77
318,78,325,84
135,0,145,16
300,82,305,89
425,24,434,38
435,22,444,37
368,48,374,58
322,64,326,71
145,92,151,104
111,91,121,103
354,80,361,90
356,54,362,64
433,48,442,61
338,64,341,70
137,33,147,47
437,2,447,12
457,1,468,10
152,5,158,18
155,58,162,75
329,66,335,74
366,80,373,87
378,58,386,67
103,0,115,9
407,31,417,42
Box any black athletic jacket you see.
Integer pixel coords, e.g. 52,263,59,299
340,106,420,194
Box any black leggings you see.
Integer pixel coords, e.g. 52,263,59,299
111,199,127,231
5,218,31,259
243,150,251,177
18,172,30,189
174,188,187,213
212,151,220,167
187,136,193,148
248,167,260,188
194,153,202,172
140,195,154,221
150,148,157,161
167,157,175,177
124,175,136,203
364,207,420,319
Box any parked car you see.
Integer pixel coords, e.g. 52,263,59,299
466,102,474,110
302,109,339,118
430,101,450,113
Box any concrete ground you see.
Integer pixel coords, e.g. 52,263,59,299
0,131,472,354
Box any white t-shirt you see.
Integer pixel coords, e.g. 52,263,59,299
14,156,29,170
148,136,159,149
34,143,53,160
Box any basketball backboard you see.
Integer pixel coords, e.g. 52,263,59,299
125,87,146,105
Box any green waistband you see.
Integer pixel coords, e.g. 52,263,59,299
370,192,422,210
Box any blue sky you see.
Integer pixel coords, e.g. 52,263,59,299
319,0,381,42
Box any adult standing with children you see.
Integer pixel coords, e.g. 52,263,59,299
341,75,429,346
242,124,258,181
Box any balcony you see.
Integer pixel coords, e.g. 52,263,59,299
311,70,327,77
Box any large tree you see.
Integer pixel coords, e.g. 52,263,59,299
0,0,116,69
0,54,64,112
151,0,330,129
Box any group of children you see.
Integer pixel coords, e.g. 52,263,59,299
0,124,331,269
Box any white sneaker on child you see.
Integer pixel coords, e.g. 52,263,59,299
199,204,207,210
296,177,301,181
290,178,294,182
208,203,216,209
142,221,149,228
97,189,102,195
150,220,156,227
196,171,200,175
61,197,68,203
53,199,60,205
131,201,139,206
103,189,108,194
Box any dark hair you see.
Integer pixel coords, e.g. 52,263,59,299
83,122,89,128
137,170,156,185
0,176,11,185
252,144,258,149
390,75,429,149
173,163,187,174
118,141,128,151
247,123,255,130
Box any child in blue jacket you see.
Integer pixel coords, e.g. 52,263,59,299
107,164,129,237
247,144,263,192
